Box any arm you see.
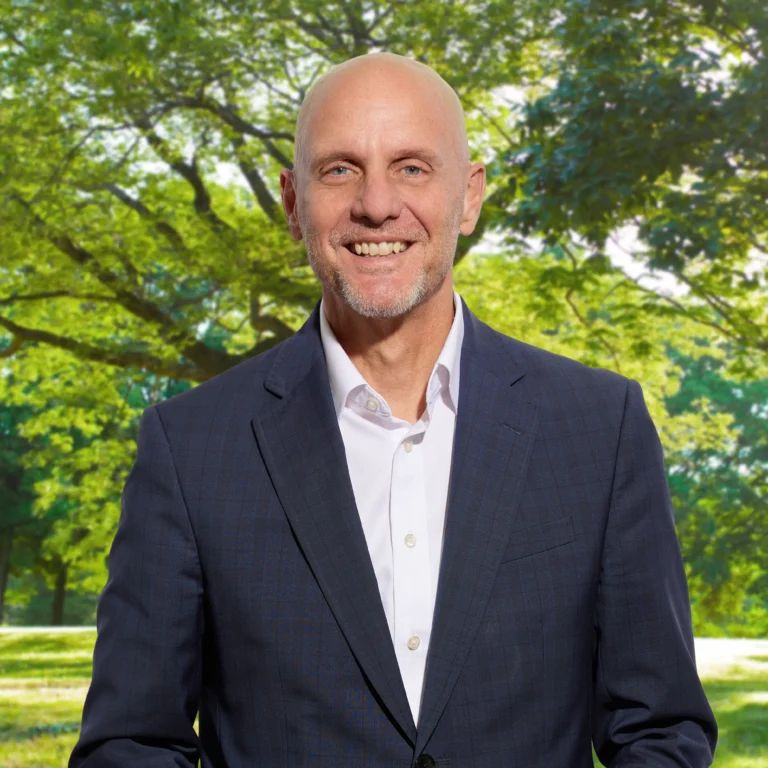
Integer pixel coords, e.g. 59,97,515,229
69,406,203,767
592,379,718,767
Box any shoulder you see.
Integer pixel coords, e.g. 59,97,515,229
468,316,635,437
150,341,285,432
476,316,630,395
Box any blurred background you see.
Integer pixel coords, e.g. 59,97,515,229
0,0,766,765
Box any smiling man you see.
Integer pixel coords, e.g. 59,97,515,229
70,53,717,768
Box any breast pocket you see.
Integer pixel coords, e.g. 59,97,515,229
499,515,575,563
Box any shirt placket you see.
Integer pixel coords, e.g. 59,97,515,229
390,422,432,721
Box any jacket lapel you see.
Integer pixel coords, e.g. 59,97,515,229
414,302,539,754
250,298,539,753
250,305,417,744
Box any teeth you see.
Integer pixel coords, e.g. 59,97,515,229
350,241,409,257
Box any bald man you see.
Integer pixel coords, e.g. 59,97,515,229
70,54,717,768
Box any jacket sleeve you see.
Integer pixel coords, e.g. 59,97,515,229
69,405,203,767
591,379,718,767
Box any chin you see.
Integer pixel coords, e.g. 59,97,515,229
339,279,429,319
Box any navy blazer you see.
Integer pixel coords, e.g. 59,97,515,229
70,297,717,767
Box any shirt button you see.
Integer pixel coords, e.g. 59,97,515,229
403,440,413,453
404,533,417,548
407,635,421,651
366,398,379,412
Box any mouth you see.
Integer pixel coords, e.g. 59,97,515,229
342,240,414,257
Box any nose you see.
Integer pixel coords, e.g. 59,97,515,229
350,167,402,225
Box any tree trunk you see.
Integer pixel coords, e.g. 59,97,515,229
50,559,68,626
0,530,12,624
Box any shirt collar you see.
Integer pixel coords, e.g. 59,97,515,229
319,292,464,418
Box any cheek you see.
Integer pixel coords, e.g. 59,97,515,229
303,192,350,236
407,198,459,241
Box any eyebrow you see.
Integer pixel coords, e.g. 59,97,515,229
311,147,443,171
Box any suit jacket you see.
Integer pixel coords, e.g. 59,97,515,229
70,297,717,768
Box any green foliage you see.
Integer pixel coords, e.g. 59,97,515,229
458,250,767,635
0,405,37,529
0,0,765,628
664,344,768,635
508,0,768,374
2,581,98,627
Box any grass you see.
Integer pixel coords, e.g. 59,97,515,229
0,630,766,767
0,630,93,768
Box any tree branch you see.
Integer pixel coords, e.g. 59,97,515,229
564,287,621,370
0,335,24,358
366,1,402,34
1,28,28,51
676,272,767,342
231,136,279,220
249,291,294,340
621,269,764,349
102,183,189,252
464,99,517,147
0,291,117,307
10,192,239,375
160,95,294,142
132,114,234,233
0,315,205,379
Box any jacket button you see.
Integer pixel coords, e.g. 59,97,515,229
415,756,436,768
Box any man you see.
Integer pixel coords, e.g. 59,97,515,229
70,53,717,767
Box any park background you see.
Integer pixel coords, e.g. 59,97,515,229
0,0,766,765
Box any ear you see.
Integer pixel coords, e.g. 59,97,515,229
280,168,303,241
459,163,486,236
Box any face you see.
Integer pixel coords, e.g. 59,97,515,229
280,60,485,320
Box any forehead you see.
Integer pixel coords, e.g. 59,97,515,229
302,69,458,166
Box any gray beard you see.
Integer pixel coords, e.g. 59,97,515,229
298,192,462,318
306,244,453,319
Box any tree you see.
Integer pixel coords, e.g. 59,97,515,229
0,404,36,622
0,403,63,623
0,0,561,595
0,0,557,382
455,246,736,435
0,361,193,606
663,342,768,635
3,0,763,381
1,0,765,620
508,0,768,378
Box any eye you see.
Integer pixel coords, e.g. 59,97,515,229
402,165,423,176
327,166,350,176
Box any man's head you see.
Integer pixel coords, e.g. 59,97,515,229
280,53,485,320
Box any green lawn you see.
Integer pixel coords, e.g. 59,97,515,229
0,630,766,767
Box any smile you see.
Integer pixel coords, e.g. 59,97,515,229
344,240,413,257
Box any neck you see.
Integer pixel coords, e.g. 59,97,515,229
323,279,456,424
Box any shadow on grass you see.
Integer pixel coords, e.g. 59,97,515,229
702,677,768,758
0,656,92,681
0,722,81,744
0,632,95,682
0,634,95,657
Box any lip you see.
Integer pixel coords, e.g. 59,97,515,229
343,236,414,245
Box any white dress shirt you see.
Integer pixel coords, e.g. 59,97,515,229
318,292,464,725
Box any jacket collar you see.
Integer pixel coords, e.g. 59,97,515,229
264,293,526,402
